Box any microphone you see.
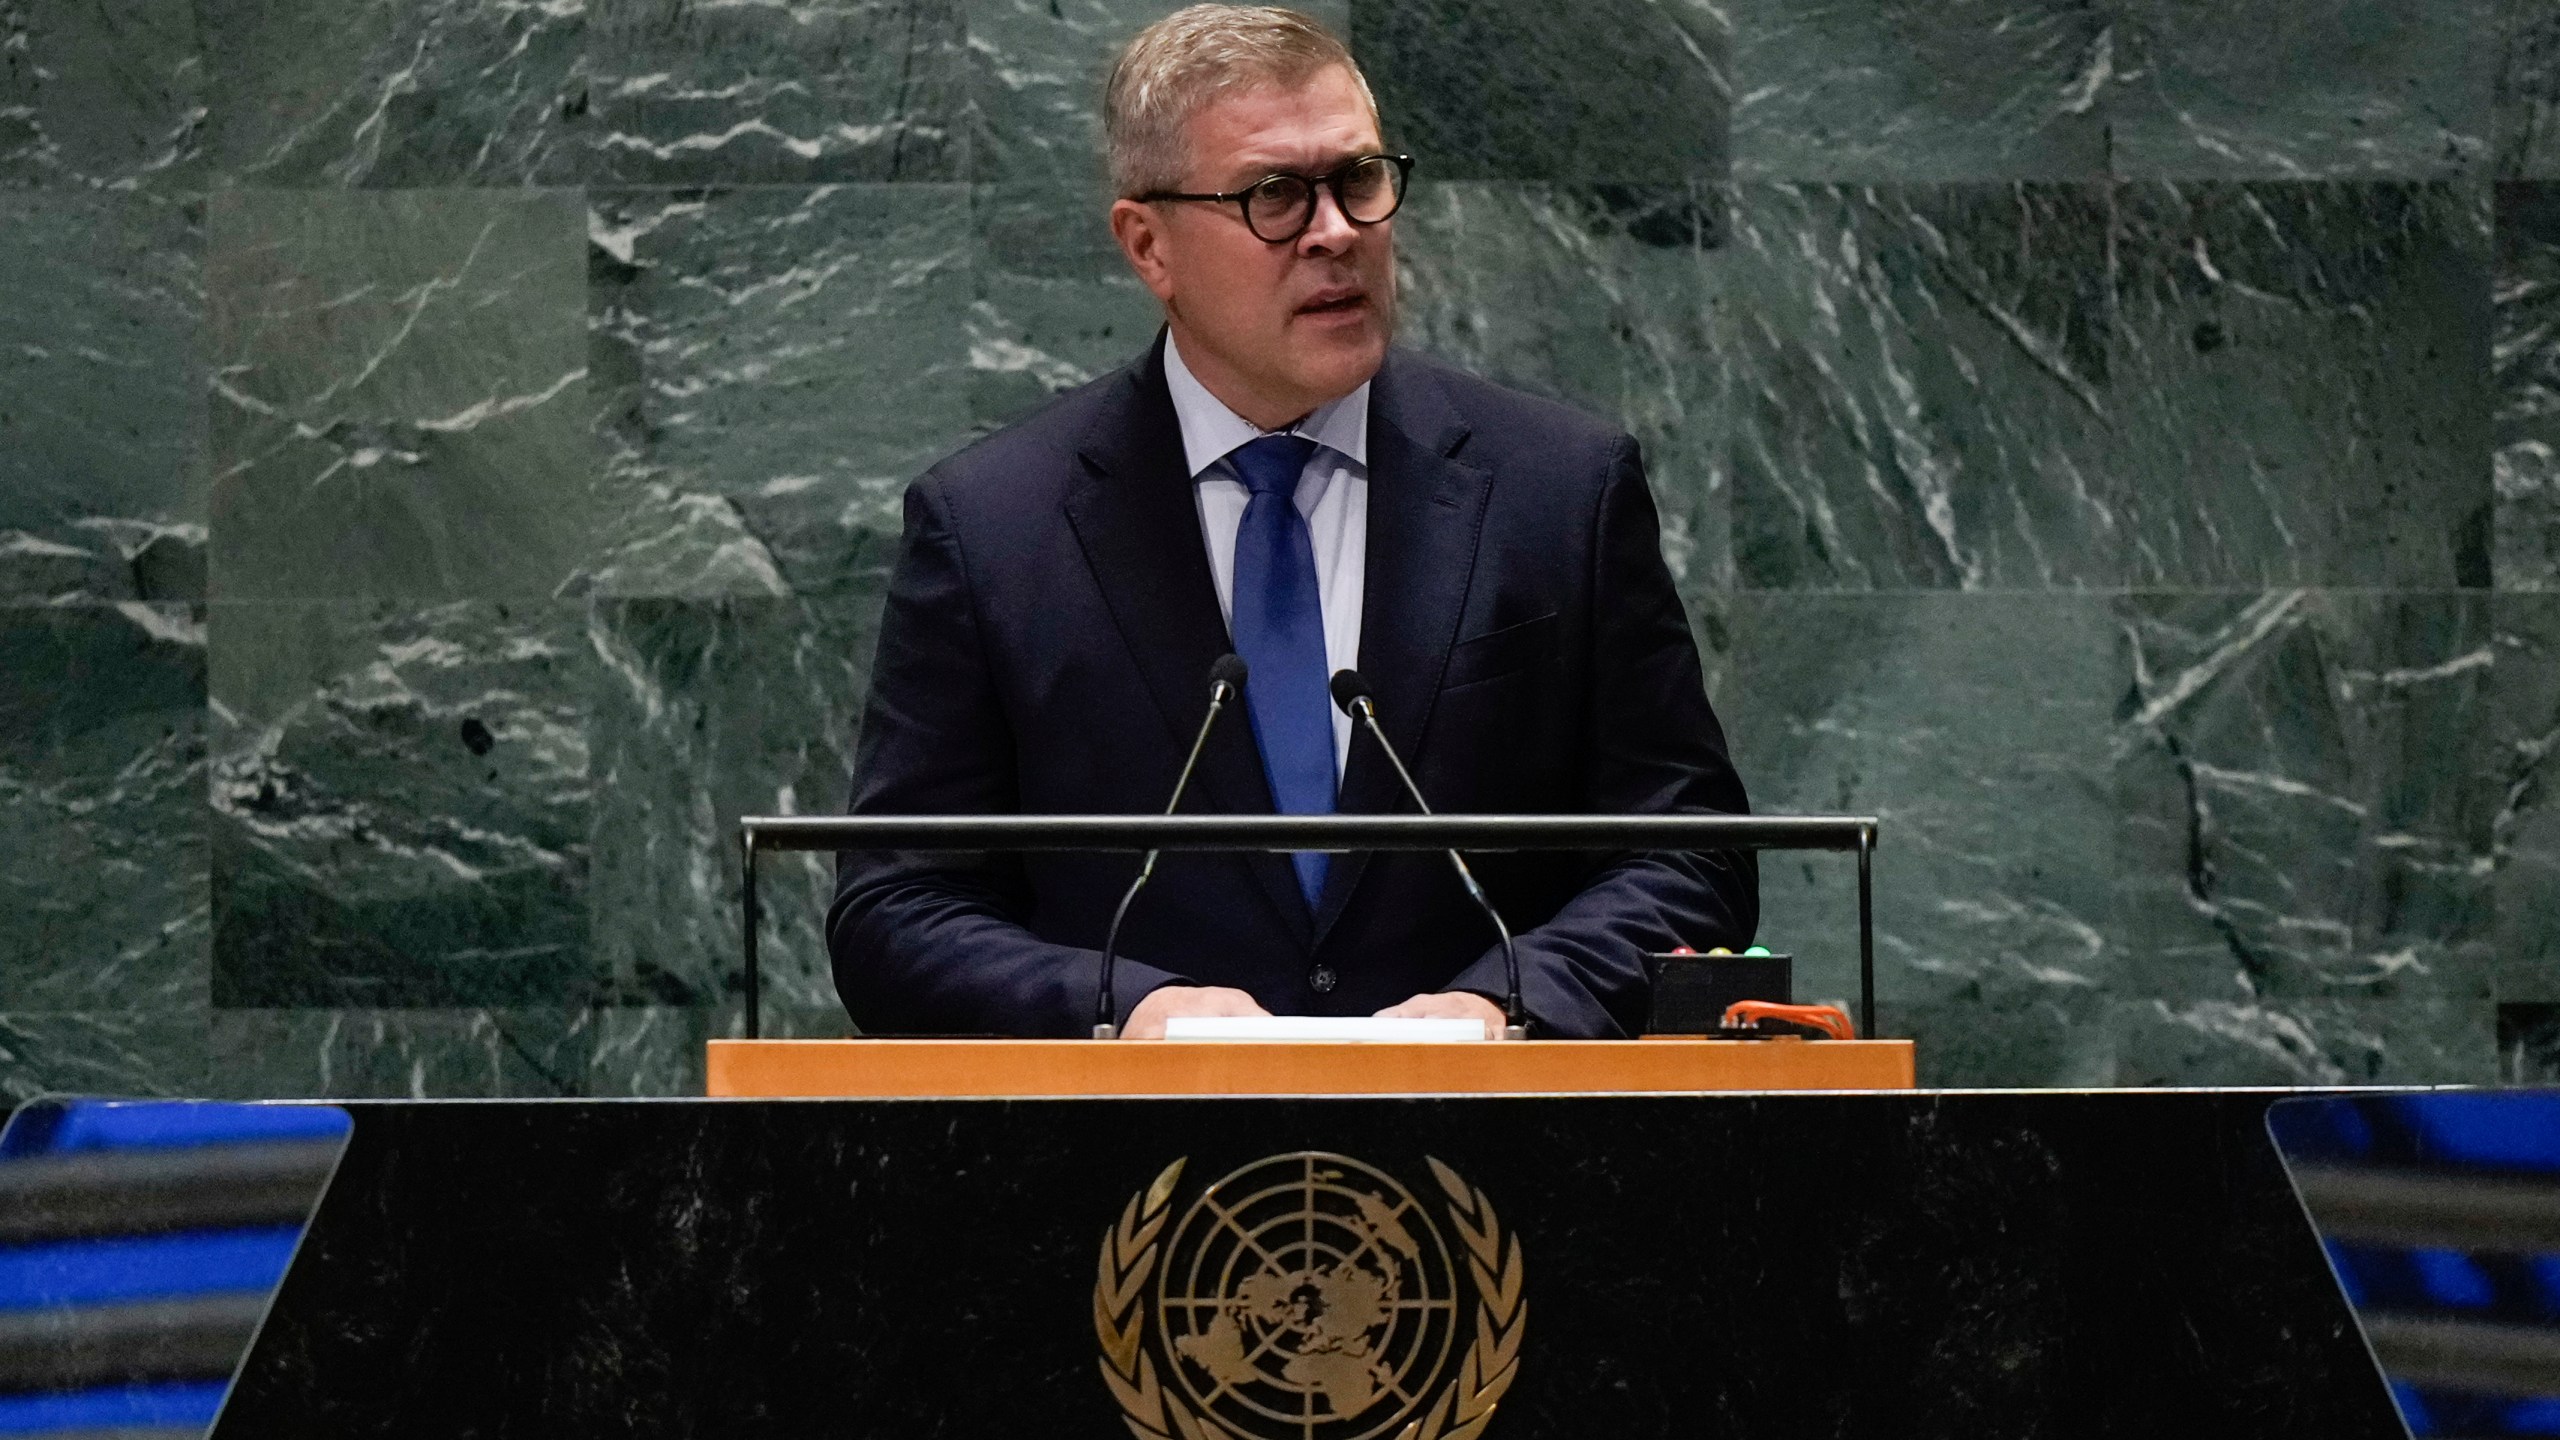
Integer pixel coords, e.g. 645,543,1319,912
1093,654,1250,1038
1328,669,1529,1040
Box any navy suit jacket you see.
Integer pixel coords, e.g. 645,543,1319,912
828,335,1756,1037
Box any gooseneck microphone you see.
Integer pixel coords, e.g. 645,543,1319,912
1328,670,1529,1040
1092,654,1250,1038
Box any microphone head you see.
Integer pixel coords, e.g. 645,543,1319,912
1328,669,1374,717
1209,653,1249,693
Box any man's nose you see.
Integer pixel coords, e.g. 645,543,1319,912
1296,183,1361,255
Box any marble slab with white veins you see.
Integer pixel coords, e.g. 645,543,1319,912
0,1010,209,1104
583,0,965,185
2112,181,2493,587
1729,0,2113,182
2503,0,2560,178
2115,592,2499,1005
585,595,875,1015
2106,0,2492,180
2494,596,2560,1006
1727,181,2120,590
209,600,593,1009
196,0,581,187
1396,181,1728,590
207,189,597,601
585,184,969,598
1352,0,1728,182
0,604,208,1015
0,0,203,190
2498,180,2560,588
967,183,1162,432
0,193,207,604
1717,591,2121,1087
207,1005,591,1099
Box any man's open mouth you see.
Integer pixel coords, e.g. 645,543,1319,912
1299,290,1366,315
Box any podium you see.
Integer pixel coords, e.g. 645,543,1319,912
214,1089,2401,1438
707,1037,1918,1096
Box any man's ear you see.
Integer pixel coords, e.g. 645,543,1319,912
1110,198,1179,305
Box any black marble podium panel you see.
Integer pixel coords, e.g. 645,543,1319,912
216,1091,2400,1438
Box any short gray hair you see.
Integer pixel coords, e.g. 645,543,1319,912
1104,5,1378,199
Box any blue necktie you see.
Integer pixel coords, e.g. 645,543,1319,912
1227,433,1333,911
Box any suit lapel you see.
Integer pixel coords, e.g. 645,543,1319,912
1312,353,1491,946
1062,336,1313,947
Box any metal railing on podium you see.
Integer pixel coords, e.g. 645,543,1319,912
734,813,1880,1039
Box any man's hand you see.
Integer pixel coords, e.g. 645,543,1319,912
1123,985,1273,1040
1374,991,1508,1039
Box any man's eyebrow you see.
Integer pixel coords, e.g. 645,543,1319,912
1221,148,1374,182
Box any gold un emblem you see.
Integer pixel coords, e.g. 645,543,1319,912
1095,1153,1527,1440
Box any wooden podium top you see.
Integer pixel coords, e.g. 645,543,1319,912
705,1037,1915,1098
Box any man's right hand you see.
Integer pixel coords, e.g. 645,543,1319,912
1122,985,1271,1040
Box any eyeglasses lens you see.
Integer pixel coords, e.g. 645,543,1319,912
1246,176,1311,240
1339,158,1400,222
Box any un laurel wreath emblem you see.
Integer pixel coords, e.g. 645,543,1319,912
1095,1153,1527,1440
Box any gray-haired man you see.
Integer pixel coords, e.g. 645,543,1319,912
831,5,1757,1040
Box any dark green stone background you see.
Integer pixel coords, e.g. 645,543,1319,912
1,0,2553,1097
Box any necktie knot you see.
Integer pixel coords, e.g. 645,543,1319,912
1230,434,1318,498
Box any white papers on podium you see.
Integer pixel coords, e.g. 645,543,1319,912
1160,1016,1491,1042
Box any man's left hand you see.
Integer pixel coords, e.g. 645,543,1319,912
1374,991,1508,1038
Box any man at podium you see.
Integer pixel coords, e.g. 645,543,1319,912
828,4,1754,1039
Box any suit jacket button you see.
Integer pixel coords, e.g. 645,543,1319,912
1308,965,1337,994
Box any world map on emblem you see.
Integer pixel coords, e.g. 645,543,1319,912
1155,1153,1463,1440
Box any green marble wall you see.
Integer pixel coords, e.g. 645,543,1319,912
1,0,2552,1097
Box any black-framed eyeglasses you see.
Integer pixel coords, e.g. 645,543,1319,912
1140,153,1414,244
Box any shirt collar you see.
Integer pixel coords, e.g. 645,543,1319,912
1162,330,1371,479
